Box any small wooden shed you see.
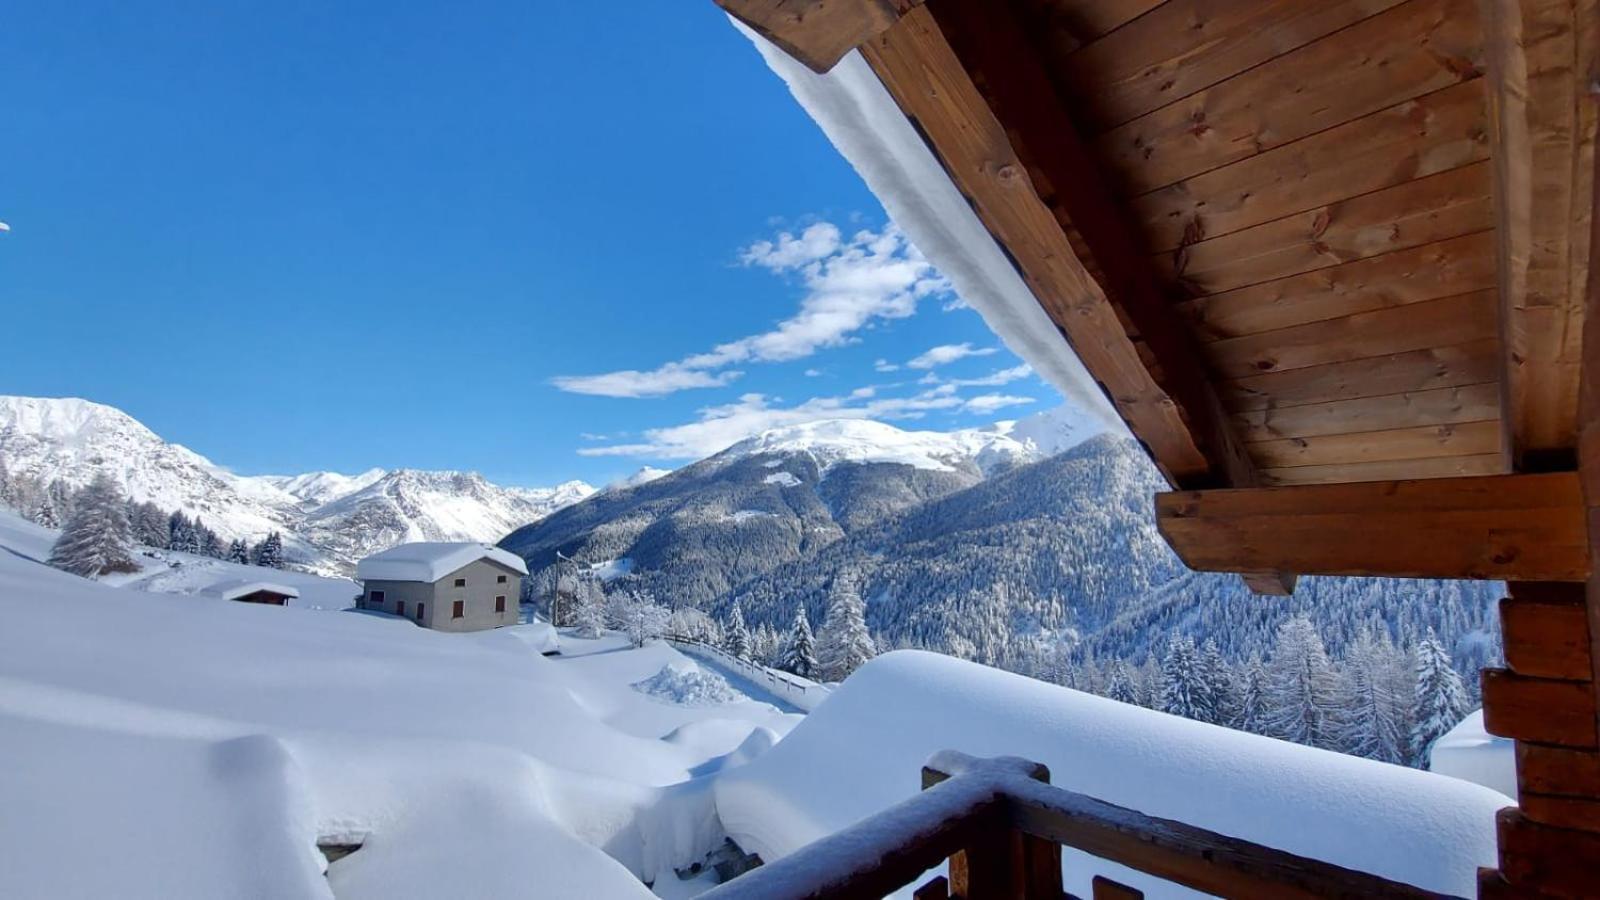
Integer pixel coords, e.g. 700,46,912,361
717,0,1600,895
206,579,299,606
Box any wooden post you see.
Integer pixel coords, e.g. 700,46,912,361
922,760,1063,899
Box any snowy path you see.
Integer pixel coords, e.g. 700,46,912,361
667,642,804,715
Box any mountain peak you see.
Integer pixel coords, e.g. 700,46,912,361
720,416,1037,477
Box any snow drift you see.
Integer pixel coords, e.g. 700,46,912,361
715,651,1509,897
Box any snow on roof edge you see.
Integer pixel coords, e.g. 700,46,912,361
355,542,528,584
204,580,301,601
736,21,1125,438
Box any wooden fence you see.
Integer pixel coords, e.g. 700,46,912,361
698,752,1462,900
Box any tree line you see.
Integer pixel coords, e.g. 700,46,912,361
0,463,289,576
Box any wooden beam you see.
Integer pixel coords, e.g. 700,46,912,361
1154,472,1588,580
1501,588,1593,680
1481,0,1595,466
1482,668,1599,747
860,0,1294,594
714,0,920,73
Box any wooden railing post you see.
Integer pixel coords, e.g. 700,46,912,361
922,758,1063,899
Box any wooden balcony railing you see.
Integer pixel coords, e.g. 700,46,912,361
699,752,1464,900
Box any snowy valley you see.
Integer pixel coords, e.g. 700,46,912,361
0,505,1511,899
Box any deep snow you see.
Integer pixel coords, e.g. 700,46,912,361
715,651,1510,898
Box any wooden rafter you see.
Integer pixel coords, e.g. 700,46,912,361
715,0,921,73
864,0,1294,593
1481,0,1596,469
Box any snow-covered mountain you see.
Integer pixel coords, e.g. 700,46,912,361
300,469,595,566
0,397,594,574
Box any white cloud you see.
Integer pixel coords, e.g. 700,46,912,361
551,365,743,399
962,393,1035,414
907,342,997,370
874,358,899,373
948,364,1033,388
553,221,948,398
579,432,609,441
804,368,823,377
578,388,967,460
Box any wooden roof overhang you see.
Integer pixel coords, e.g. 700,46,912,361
720,0,1597,593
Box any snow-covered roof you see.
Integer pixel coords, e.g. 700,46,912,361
203,579,300,601
355,542,528,584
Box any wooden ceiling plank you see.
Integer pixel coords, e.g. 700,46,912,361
1159,161,1494,297
714,0,921,73
1245,419,1503,469
1095,0,1485,196
1012,0,1167,57
1178,231,1497,342
1222,339,1502,412
1135,80,1490,254
1481,0,1594,465
1154,471,1587,580
1260,453,1507,484
1230,383,1502,442
1060,0,1407,134
1204,290,1499,380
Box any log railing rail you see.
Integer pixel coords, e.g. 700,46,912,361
699,752,1463,900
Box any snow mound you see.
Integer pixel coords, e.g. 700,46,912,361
353,542,527,583
1430,710,1516,800
715,651,1506,898
633,661,743,707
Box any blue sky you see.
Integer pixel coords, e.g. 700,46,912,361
0,1,1055,487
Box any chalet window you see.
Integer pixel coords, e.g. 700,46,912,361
396,600,405,617
496,575,507,584
452,600,464,619
370,590,385,606
454,577,466,588
495,595,506,613
416,603,425,621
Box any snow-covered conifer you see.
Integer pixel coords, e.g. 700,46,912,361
1160,636,1206,720
47,472,137,577
1199,639,1237,726
1234,654,1268,734
817,578,876,682
254,531,285,569
1104,659,1139,705
1340,627,1408,764
780,606,817,677
723,601,751,660
226,538,250,564
1409,628,1467,766
1264,615,1343,749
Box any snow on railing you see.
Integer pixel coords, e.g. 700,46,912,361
699,751,1460,900
663,633,832,713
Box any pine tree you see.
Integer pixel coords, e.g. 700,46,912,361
1104,659,1140,705
1199,639,1238,727
47,472,137,577
1264,615,1344,749
226,538,250,564
1341,627,1408,764
254,531,285,569
0,457,14,511
817,579,876,682
780,606,818,677
1409,628,1468,767
723,601,751,660
168,511,196,554
195,518,221,558
31,495,61,529
1234,654,1268,734
1160,636,1207,720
